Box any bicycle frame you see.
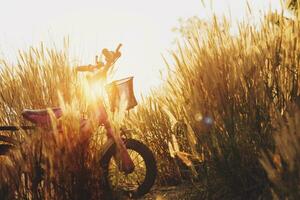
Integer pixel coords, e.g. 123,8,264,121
0,103,134,172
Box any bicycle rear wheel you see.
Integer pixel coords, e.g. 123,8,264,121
0,144,14,155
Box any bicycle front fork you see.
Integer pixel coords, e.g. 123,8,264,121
104,122,135,174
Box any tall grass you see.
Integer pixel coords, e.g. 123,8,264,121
0,42,106,199
261,104,300,199
124,9,300,199
1,4,300,200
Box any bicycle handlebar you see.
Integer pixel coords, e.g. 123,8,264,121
76,43,122,73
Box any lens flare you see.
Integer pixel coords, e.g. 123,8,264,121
203,116,213,125
194,112,203,122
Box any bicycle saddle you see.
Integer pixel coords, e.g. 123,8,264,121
22,108,62,125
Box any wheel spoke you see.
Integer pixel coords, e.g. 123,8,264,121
108,148,147,192
130,152,140,163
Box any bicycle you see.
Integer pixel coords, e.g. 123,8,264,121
0,44,157,198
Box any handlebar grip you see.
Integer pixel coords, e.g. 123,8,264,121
76,65,96,72
115,43,122,52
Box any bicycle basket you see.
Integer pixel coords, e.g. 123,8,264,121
105,77,138,112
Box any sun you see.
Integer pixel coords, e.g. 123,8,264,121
0,0,283,98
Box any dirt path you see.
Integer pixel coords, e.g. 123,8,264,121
138,183,201,200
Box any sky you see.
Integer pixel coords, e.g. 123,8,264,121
0,0,283,97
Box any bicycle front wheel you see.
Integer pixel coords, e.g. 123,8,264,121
101,138,157,198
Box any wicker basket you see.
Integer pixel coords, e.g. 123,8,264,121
105,77,138,112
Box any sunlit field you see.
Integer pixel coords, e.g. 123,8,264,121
1,0,300,199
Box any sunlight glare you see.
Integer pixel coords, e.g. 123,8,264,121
82,77,106,104
0,0,283,97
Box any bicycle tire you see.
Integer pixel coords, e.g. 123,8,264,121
101,138,157,198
